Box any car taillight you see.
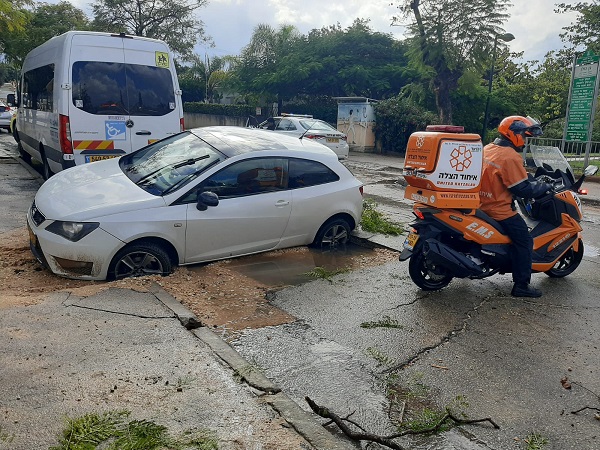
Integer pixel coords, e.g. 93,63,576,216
341,135,347,141
59,114,73,154
359,186,364,196
305,134,326,140
180,117,185,131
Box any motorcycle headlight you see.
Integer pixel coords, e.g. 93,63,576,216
46,221,100,242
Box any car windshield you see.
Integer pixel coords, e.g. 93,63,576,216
120,132,225,195
299,119,336,132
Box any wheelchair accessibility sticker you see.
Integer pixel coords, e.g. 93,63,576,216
105,121,126,140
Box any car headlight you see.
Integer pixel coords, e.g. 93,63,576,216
46,221,100,242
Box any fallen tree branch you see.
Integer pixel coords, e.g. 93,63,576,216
306,396,407,450
572,406,600,415
306,397,500,449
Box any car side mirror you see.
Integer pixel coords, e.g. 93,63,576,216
196,191,219,211
584,165,599,177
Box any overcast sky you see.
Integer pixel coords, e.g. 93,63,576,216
45,0,579,62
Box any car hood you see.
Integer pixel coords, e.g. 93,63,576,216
35,158,166,221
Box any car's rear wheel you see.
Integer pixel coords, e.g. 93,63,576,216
311,218,351,249
108,242,173,280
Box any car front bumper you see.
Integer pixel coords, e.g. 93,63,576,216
27,213,124,281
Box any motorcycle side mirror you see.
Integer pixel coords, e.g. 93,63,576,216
196,191,219,211
584,165,599,177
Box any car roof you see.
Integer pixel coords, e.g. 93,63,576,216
191,126,337,158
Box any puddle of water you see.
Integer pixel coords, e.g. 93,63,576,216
190,244,377,287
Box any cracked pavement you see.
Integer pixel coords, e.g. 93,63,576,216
231,154,600,450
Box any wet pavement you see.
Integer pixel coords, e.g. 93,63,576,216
3,130,600,449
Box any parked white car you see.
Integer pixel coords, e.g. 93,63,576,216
0,101,15,132
257,114,350,159
27,126,364,280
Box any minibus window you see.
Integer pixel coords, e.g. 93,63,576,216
72,61,175,117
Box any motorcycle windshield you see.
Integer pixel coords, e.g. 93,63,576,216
526,144,574,178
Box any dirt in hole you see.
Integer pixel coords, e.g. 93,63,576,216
1,227,398,335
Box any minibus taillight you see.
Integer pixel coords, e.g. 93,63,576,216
59,114,73,154
180,118,185,132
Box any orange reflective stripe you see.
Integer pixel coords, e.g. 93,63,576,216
72,140,115,150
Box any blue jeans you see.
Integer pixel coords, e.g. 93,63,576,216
499,214,533,284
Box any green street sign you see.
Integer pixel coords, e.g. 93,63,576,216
566,50,599,142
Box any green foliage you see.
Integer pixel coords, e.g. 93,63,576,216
360,315,403,329
523,432,549,450
373,96,439,154
360,200,405,234
1,1,90,66
184,102,254,117
304,266,350,282
365,346,393,367
556,2,600,54
90,0,209,59
50,410,218,450
233,19,411,104
281,97,338,124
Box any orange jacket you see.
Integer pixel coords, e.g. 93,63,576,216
479,142,528,220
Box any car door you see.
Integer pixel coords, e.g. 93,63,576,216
182,157,292,263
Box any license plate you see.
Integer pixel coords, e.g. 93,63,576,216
326,138,339,143
28,223,37,247
86,155,118,163
403,232,419,250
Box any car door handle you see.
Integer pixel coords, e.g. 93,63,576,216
275,200,290,207
136,130,152,135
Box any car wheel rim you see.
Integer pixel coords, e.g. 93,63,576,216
322,225,348,247
114,251,164,279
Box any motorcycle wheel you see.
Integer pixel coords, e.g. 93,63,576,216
544,240,584,278
408,250,453,291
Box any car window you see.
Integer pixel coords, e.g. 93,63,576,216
299,119,337,132
179,157,289,202
121,132,224,195
288,158,340,188
72,61,175,116
275,119,297,131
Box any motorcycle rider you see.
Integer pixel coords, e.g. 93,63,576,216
479,116,550,298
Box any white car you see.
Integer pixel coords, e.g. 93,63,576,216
0,101,15,132
27,126,364,280
257,114,350,159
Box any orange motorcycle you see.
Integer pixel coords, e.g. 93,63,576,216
400,144,598,290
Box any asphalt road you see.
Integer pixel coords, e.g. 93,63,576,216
232,154,600,449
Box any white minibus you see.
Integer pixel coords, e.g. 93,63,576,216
12,31,184,179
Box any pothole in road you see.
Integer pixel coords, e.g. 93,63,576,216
190,243,380,287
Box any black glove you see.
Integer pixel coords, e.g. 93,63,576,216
510,180,552,199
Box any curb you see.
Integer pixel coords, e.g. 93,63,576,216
150,282,353,450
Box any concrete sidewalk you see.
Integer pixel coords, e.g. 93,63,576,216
0,283,351,450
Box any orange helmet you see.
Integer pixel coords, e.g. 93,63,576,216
498,116,543,148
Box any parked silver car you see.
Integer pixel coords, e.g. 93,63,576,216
257,114,349,159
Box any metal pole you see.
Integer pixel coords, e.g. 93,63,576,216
481,36,498,140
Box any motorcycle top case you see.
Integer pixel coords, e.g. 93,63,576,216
403,130,483,209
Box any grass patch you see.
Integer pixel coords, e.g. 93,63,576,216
304,266,350,282
50,410,218,450
360,315,403,329
365,346,393,367
523,432,549,450
360,200,404,235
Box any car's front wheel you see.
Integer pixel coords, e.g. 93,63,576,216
108,242,173,280
311,218,351,249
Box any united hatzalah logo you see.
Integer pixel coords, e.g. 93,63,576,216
450,145,472,172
